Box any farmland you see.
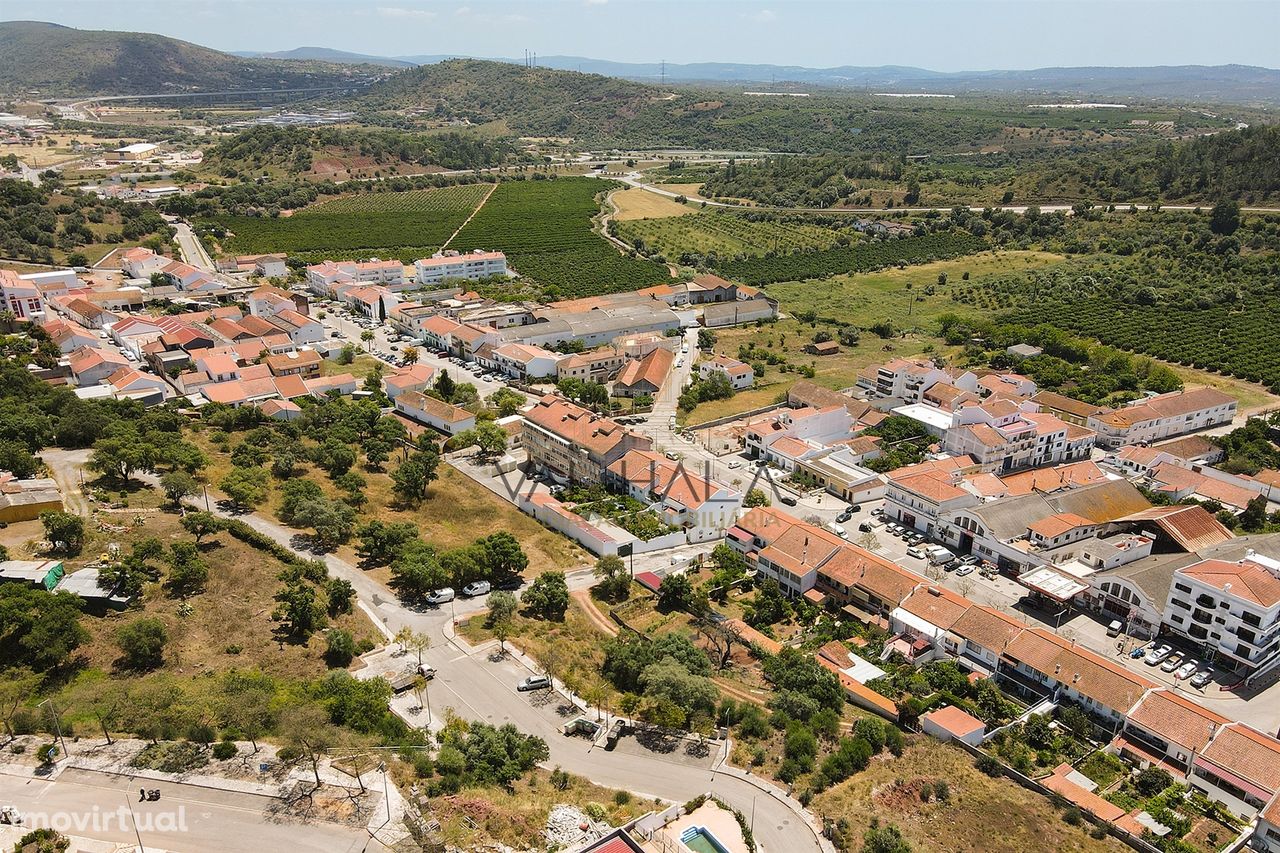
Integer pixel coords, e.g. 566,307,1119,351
450,176,672,298
206,182,492,260
615,210,860,260
717,230,986,285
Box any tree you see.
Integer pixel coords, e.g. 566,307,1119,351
314,439,357,477
521,572,569,621
166,541,208,596
391,448,440,504
479,531,528,582
487,591,518,651
281,703,339,788
862,819,912,853
71,678,125,745
0,441,39,479
593,554,631,602
355,520,418,567
325,628,357,667
40,511,85,556
360,330,374,351
160,470,198,506
1209,198,1240,236
434,370,456,403
0,668,39,743
1239,494,1270,533
402,346,419,365
487,387,524,417
743,488,770,508
657,572,696,613
221,685,275,753
180,511,223,545
459,421,508,458
219,466,268,510
390,542,448,601
273,579,326,639
115,618,167,670
88,432,156,483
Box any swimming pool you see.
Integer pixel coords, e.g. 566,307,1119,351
680,826,730,853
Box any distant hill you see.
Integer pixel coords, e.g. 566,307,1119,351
295,47,1280,105
234,46,413,69
356,59,667,140
0,21,381,95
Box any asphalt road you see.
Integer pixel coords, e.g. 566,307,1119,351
0,768,373,853
171,220,216,271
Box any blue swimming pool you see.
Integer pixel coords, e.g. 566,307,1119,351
680,826,730,853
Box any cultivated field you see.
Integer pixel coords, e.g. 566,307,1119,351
610,187,694,221
617,210,858,259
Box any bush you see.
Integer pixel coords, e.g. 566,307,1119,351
976,753,1004,777
1135,766,1174,797
324,628,357,667
212,740,238,760
613,789,631,806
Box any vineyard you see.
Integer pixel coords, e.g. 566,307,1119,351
449,177,671,298
1005,298,1280,391
715,231,986,285
614,211,856,259
207,183,491,260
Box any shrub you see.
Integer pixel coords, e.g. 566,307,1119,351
976,753,1004,777
212,740,238,760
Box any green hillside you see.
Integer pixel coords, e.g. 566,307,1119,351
0,21,379,95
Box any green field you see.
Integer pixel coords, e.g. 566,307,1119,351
717,230,986,285
450,177,671,298
615,210,859,259
208,183,491,259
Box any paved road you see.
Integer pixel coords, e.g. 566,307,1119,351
0,768,373,853
172,220,215,271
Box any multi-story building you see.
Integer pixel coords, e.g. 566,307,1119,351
944,399,1095,473
492,342,561,380
1163,554,1280,677
884,459,981,536
521,395,653,486
557,348,629,383
606,450,743,543
1087,388,1238,448
414,250,507,285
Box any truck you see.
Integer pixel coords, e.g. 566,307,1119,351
926,545,955,565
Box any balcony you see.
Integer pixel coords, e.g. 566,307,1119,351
1195,595,1217,609
1191,609,1213,625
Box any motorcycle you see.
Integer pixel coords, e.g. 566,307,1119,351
139,789,161,802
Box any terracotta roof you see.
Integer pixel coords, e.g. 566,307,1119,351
900,586,970,630
893,470,968,503
1042,764,1126,823
816,655,899,718
1200,724,1280,795
819,546,921,606
704,355,753,377
1126,689,1228,753
950,605,1025,654
1094,387,1236,428
1180,558,1280,607
397,391,474,424
723,618,782,656
1028,512,1096,539
923,705,986,739
1116,505,1234,552
1031,390,1105,419
614,347,673,391
1153,435,1221,462
1002,627,1154,713
522,395,647,460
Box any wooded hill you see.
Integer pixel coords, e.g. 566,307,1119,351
0,21,383,95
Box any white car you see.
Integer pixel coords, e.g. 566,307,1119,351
905,546,927,560
1144,644,1172,665
425,587,455,605
461,581,491,597
1160,652,1185,673
1174,659,1200,680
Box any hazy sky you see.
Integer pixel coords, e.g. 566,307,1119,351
13,0,1280,70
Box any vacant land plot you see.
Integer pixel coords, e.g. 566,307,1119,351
450,177,671,298
812,738,1129,853
209,182,490,259
617,210,857,259
610,187,694,221
767,250,1066,330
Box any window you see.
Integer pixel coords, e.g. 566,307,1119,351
1171,598,1190,611
1175,583,1192,594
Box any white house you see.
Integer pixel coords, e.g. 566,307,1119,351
698,355,754,390
605,450,743,543
1088,388,1238,449
415,250,507,285
393,390,476,436
1163,554,1280,678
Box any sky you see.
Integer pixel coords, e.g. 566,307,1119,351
11,0,1280,71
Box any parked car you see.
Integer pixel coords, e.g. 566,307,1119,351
517,675,551,692
906,546,927,560
955,564,975,576
960,555,981,566
779,496,798,507
727,461,742,469
858,521,873,533
885,523,902,535
1144,644,1172,665
1130,643,1153,659
461,581,491,597
1175,659,1200,680
836,509,853,523
417,664,437,680
496,576,524,591
827,523,848,539
1107,620,1125,637
425,587,455,605
1160,653,1185,673
1190,670,1213,689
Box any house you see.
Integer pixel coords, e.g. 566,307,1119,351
698,355,754,390
414,250,508,285
1144,462,1262,513
613,348,673,398
1006,343,1043,358
43,318,99,354
1116,688,1228,775
0,478,63,524
521,395,653,486
606,450,744,543
0,270,46,321
259,398,302,421
744,406,854,464
794,447,886,504
264,349,322,379
263,309,323,345
61,297,116,329
1191,723,1280,817
159,260,213,291
944,399,1095,473
1031,390,1106,427
725,506,846,597
700,297,777,327
250,255,288,278
884,460,981,536
104,367,168,404
998,627,1155,722
66,345,129,386
393,390,476,436
492,342,561,381
420,314,464,352
1087,388,1238,448
121,247,169,279
805,340,841,356
557,348,629,383
382,364,436,400
921,706,986,746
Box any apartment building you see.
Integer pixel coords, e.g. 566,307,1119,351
1087,388,1238,448
0,269,46,320
414,250,507,285
884,460,981,536
944,399,1095,473
521,395,653,486
1163,554,1280,677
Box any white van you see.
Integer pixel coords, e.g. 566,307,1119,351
926,545,955,565
826,523,848,539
